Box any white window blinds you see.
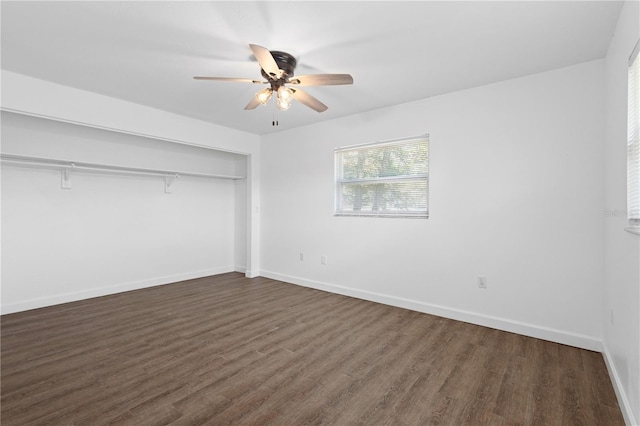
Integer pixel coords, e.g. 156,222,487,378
628,40,640,220
334,136,429,218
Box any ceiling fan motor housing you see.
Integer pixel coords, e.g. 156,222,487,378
261,51,297,82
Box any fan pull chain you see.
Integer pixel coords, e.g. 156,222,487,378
272,111,279,127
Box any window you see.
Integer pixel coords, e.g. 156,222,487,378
628,40,640,222
334,135,429,218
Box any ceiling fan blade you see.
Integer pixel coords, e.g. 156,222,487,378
244,96,261,110
194,76,265,84
249,44,283,80
288,74,353,86
290,88,328,113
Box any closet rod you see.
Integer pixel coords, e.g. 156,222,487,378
0,153,245,180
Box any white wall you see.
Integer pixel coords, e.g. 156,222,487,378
604,1,640,424
261,60,606,351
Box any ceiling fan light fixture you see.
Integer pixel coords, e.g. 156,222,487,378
276,96,292,111
277,86,293,101
275,86,294,111
256,88,273,105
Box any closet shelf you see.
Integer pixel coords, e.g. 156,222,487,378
0,153,245,180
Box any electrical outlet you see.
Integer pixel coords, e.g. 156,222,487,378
321,255,327,265
478,277,487,289
299,252,304,261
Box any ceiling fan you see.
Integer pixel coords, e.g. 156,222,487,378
194,44,353,113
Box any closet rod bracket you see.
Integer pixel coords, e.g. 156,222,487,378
165,174,179,194
61,165,74,190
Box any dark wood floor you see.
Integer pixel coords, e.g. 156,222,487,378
1,273,624,425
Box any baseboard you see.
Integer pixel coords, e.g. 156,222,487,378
245,269,259,278
1,266,235,315
603,344,639,426
259,270,603,352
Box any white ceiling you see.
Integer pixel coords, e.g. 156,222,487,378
1,1,623,136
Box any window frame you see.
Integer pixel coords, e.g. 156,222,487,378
334,135,429,219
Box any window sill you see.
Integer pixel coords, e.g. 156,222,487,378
625,226,640,235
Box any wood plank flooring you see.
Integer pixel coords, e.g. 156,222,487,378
1,273,624,425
